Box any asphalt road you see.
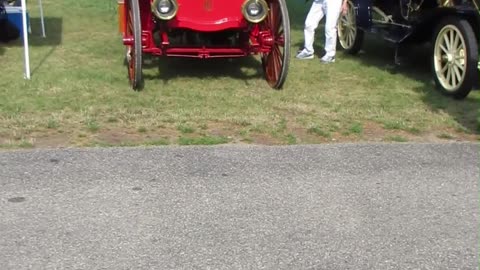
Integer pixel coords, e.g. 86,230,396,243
0,143,478,269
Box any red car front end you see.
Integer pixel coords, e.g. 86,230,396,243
119,0,290,90
120,0,274,58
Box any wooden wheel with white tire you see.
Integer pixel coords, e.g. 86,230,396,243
432,17,478,99
337,0,364,54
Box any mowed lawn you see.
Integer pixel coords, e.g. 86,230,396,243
0,0,478,149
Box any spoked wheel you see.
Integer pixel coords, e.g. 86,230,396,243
261,0,290,90
337,0,363,54
125,0,143,90
432,17,478,99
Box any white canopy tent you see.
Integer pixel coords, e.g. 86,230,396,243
20,0,46,79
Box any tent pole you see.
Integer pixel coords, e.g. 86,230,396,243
38,0,45,37
21,0,30,79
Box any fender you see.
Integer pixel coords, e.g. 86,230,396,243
404,6,480,43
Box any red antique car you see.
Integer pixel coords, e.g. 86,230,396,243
118,0,291,90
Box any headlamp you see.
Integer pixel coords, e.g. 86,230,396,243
242,0,269,23
158,0,172,13
152,0,178,20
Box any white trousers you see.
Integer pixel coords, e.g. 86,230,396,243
303,0,343,57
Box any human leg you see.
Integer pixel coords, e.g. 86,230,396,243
323,0,343,59
297,0,325,59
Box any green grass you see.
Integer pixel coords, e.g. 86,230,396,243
0,0,478,149
86,118,100,132
385,135,408,142
177,124,195,134
349,122,363,134
0,138,35,149
286,134,297,144
307,125,331,138
178,136,230,145
46,117,59,129
92,138,170,147
437,133,454,140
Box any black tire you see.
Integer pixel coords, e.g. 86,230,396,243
337,0,364,55
431,17,478,99
127,0,143,90
261,0,291,90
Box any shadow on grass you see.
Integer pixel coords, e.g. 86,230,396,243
287,0,480,134
4,17,63,46
3,17,62,75
140,55,265,87
137,0,311,86
286,0,310,33
286,0,478,134
341,35,479,134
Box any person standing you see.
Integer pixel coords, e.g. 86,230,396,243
296,0,348,63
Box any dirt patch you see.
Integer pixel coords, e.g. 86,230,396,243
0,130,71,149
288,126,332,144
359,121,478,143
1,119,478,150
34,132,72,148
248,133,284,145
94,127,179,145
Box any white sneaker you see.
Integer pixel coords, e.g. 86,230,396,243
320,55,336,63
296,49,314,60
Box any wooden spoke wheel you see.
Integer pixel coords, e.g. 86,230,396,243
125,0,143,90
261,0,290,90
337,0,363,54
432,17,478,99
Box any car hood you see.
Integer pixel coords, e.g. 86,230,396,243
169,0,246,31
173,0,247,30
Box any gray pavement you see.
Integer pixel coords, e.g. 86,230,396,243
0,143,478,269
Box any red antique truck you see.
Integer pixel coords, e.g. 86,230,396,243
118,0,291,90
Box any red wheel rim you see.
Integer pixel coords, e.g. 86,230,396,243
126,6,135,83
262,1,285,87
